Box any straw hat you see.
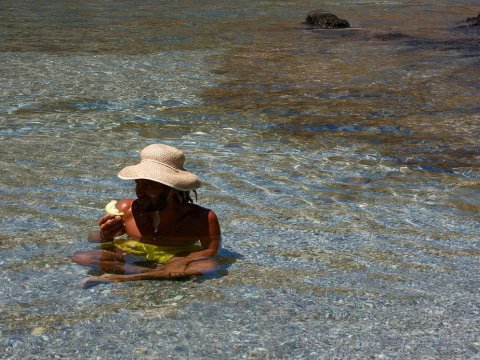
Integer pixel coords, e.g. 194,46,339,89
118,144,202,191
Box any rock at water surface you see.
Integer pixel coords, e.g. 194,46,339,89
466,13,479,26
456,13,480,28
305,10,350,29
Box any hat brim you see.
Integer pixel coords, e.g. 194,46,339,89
118,160,202,191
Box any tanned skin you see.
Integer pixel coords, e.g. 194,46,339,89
72,179,221,286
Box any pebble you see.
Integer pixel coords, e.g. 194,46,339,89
31,327,47,336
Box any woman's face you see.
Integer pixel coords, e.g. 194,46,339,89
135,179,172,211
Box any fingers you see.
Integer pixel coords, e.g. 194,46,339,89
98,213,117,226
99,215,125,241
100,216,123,230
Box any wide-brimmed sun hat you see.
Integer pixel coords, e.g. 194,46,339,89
118,144,202,191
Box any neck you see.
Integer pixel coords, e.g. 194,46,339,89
149,196,181,223
150,199,184,237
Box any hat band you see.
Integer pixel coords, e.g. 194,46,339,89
140,159,181,173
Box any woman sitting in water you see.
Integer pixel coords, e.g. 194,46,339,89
72,144,221,287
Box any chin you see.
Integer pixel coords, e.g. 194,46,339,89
136,198,153,211
141,201,167,212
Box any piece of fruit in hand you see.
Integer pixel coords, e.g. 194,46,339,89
105,200,124,216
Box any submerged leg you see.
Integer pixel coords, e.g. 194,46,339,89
164,256,218,277
71,249,151,275
87,256,219,284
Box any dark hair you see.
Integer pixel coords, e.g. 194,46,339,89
179,190,197,204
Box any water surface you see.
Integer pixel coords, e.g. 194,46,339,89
1,1,479,358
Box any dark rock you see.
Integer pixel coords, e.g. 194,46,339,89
305,10,350,29
457,13,480,28
466,13,479,26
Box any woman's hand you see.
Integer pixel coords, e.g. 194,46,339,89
98,214,125,242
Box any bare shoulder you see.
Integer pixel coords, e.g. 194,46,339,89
117,198,134,213
183,203,216,217
182,204,220,231
207,209,221,236
207,208,219,225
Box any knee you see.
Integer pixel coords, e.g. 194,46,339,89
186,257,219,275
71,252,92,265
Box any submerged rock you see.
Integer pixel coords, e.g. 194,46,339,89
372,31,411,41
305,10,350,29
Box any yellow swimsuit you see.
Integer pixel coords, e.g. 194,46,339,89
104,239,202,264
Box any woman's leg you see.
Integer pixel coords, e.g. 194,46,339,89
87,256,219,284
71,249,151,274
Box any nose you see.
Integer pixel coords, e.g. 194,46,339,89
135,180,145,195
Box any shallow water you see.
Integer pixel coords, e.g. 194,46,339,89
1,0,479,359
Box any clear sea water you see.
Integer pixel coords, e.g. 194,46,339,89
0,1,479,359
